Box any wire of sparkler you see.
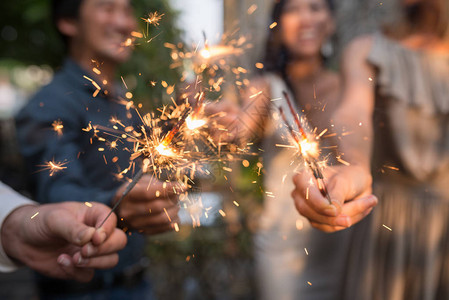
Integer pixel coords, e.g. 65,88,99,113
282,91,308,140
98,168,144,228
308,157,333,204
160,107,192,146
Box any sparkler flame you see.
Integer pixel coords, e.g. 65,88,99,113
298,139,319,158
198,46,243,61
185,115,206,130
155,143,176,157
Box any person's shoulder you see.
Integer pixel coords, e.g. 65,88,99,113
18,74,86,123
26,71,83,109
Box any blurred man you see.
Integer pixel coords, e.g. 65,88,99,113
16,0,181,298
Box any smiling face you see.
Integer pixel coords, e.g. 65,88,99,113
60,0,137,64
279,0,334,59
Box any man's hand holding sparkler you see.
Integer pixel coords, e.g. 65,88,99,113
292,164,378,233
114,175,184,235
1,202,126,282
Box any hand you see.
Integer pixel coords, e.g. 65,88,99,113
115,175,184,235
292,165,378,232
1,202,127,282
205,100,241,143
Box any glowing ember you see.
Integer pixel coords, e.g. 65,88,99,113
198,45,243,61
52,120,64,136
185,115,206,130
155,143,176,157
141,12,164,26
298,139,319,158
38,160,68,177
382,224,392,231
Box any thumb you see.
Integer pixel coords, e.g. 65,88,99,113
293,171,341,217
47,206,96,246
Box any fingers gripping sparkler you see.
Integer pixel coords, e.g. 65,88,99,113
278,91,332,204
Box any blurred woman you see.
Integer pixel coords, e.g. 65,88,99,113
292,0,449,299
225,0,340,299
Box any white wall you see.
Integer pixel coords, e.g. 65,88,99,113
170,0,224,46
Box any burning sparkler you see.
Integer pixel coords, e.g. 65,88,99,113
98,106,194,227
185,92,207,130
278,91,332,204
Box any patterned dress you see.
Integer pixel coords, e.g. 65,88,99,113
358,32,449,300
305,32,449,300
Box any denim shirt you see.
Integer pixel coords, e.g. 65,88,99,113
16,58,145,281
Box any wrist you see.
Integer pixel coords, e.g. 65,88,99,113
1,205,38,264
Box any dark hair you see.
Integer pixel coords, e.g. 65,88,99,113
385,0,449,39
263,0,335,75
51,0,84,46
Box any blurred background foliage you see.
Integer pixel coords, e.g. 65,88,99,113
0,0,182,108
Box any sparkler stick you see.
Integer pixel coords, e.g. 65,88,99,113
98,169,143,228
160,107,192,146
278,92,332,204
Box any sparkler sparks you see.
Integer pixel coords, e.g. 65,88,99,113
185,115,206,130
141,12,164,26
52,120,64,136
38,160,68,177
278,91,332,204
96,96,252,227
83,15,260,228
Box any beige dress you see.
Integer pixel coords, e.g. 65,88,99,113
253,74,311,300
254,74,344,300
326,33,449,300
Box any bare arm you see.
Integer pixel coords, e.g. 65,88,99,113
292,36,378,232
206,76,271,144
334,36,376,170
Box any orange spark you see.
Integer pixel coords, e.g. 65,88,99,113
141,12,164,26
52,120,64,136
39,160,68,177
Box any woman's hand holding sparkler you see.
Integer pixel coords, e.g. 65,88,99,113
114,175,185,235
205,100,241,143
1,202,126,282
292,164,378,233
